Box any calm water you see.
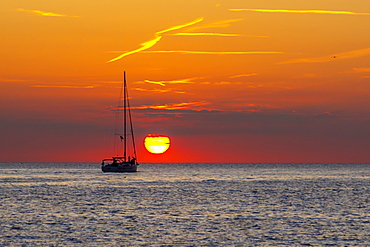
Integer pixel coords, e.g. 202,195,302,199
1,163,369,246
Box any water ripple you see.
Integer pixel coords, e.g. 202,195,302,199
0,163,369,246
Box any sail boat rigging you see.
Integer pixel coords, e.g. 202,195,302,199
101,72,138,172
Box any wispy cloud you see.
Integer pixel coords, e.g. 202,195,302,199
144,80,167,86
229,102,280,111
348,67,370,78
107,18,204,63
229,8,370,16
187,19,243,31
0,78,30,82
156,18,204,35
350,67,370,73
107,36,162,63
16,8,78,17
214,81,243,85
229,73,258,78
132,88,189,94
144,78,200,86
171,32,268,38
183,18,270,38
31,85,97,88
280,47,370,64
171,32,242,37
132,101,209,111
107,17,272,62
146,50,284,55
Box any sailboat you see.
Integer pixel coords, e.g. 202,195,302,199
101,72,138,172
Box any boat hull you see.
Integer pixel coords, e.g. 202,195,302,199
102,164,137,173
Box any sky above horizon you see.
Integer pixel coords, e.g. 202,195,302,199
1,0,369,163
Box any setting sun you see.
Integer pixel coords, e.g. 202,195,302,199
144,135,171,154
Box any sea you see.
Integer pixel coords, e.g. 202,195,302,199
0,163,369,246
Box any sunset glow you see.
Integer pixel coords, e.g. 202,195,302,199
1,0,369,163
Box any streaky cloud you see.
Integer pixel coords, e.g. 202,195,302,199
132,87,189,94
229,8,370,16
187,19,243,31
107,18,204,63
215,81,243,85
280,47,370,64
156,18,204,35
172,33,268,38
132,101,209,111
16,8,78,17
171,32,243,37
144,80,167,86
146,50,284,55
132,88,171,93
0,78,30,82
107,36,162,63
144,78,198,86
31,85,97,88
173,19,268,38
229,73,258,78
351,67,370,73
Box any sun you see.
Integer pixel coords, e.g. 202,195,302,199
144,134,171,154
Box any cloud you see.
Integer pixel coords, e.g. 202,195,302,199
229,8,370,16
132,88,189,94
179,18,270,38
156,18,204,35
214,81,243,85
171,32,268,38
350,67,370,73
107,37,162,63
229,73,258,78
217,102,279,112
107,17,204,63
31,85,97,89
107,17,270,62
144,78,199,86
186,19,243,31
280,47,370,64
145,50,284,55
144,80,167,86
311,112,337,119
132,101,209,111
0,78,30,82
171,32,243,37
16,8,78,17
110,50,283,55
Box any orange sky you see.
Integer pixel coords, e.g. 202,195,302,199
1,0,369,162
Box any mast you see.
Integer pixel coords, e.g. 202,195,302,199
127,89,137,161
123,71,127,161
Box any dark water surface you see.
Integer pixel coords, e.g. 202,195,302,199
1,163,369,246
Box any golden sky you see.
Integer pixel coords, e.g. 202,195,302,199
1,0,369,162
